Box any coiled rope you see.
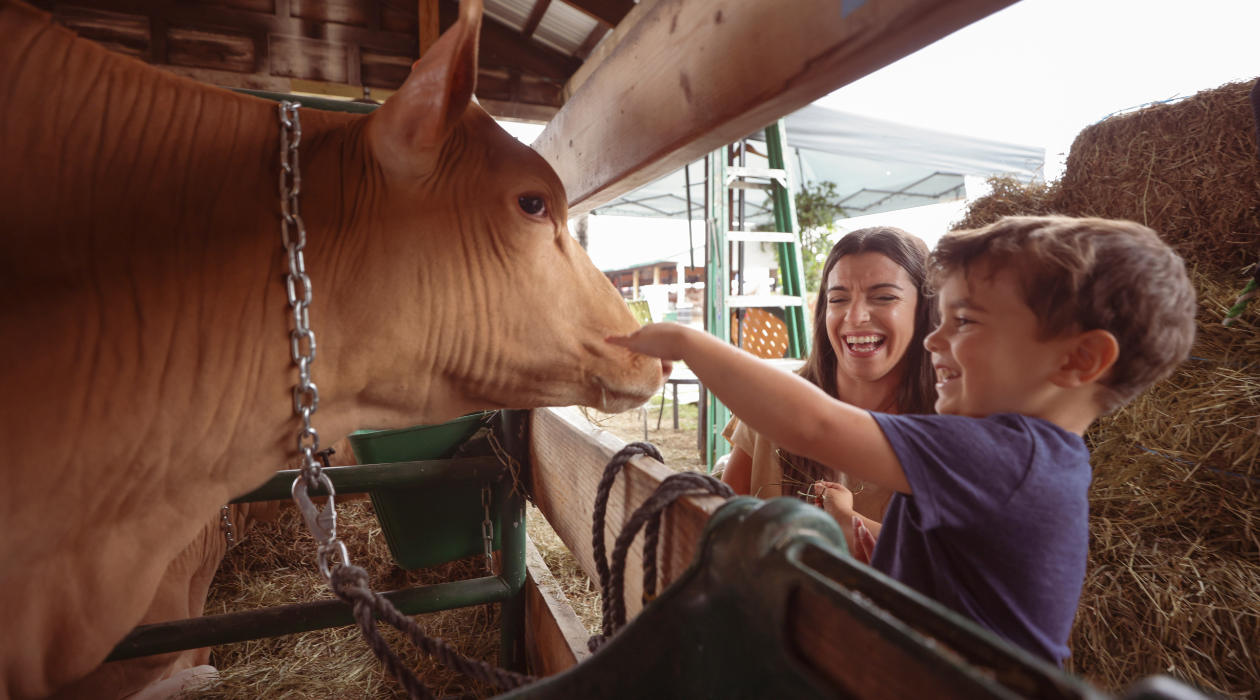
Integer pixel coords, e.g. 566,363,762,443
334,441,732,696
587,443,736,652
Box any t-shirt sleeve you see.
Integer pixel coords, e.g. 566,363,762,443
871,413,1038,530
723,415,756,456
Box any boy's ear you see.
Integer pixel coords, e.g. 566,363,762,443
367,0,482,178
1052,329,1120,388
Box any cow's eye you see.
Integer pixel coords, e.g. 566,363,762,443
518,196,546,216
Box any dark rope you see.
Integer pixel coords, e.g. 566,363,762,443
590,442,663,619
330,564,535,699
588,445,735,652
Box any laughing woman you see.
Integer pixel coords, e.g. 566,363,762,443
720,226,939,548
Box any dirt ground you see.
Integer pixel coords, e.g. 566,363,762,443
577,396,708,474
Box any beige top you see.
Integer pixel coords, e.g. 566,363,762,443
722,415,894,521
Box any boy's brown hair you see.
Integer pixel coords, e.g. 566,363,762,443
932,216,1197,413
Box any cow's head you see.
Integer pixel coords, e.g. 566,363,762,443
345,0,666,422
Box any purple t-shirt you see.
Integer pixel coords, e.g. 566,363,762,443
869,412,1091,665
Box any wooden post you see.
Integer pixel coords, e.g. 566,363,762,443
632,269,639,300
419,0,440,57
535,0,1018,214
527,407,725,621
652,265,661,286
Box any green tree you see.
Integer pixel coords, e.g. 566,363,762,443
793,181,847,292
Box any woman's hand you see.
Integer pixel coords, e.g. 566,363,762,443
851,516,877,565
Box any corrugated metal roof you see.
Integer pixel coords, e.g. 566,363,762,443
483,0,533,32
533,1,599,55
482,0,601,57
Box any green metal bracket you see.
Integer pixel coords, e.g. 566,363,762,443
496,496,1196,700
106,411,530,674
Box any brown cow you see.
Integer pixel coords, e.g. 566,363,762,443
47,439,359,700
0,0,666,696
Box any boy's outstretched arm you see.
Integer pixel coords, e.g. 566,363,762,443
608,324,911,494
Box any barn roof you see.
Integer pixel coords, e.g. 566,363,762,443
36,0,629,122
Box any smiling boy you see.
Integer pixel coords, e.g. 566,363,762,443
608,216,1197,664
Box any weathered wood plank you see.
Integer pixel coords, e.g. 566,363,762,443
51,6,150,61
157,64,291,91
524,536,591,676
535,0,1016,215
268,34,349,83
788,585,982,700
527,407,725,621
167,26,255,73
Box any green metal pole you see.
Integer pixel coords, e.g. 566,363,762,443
106,575,512,662
765,119,810,358
496,410,529,672
704,149,732,472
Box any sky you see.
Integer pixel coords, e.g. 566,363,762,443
499,0,1260,268
814,0,1260,181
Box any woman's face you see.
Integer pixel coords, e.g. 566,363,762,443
824,252,919,386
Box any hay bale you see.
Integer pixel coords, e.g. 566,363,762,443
1055,79,1260,274
951,78,1260,698
187,501,502,700
1071,274,1260,697
957,79,1260,277
950,175,1060,231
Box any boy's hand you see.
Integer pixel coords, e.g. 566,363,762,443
606,323,690,362
814,481,878,563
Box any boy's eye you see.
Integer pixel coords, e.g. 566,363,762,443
955,316,973,326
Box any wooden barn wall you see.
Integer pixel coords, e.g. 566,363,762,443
34,0,567,109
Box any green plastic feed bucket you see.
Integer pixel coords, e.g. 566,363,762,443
348,411,500,570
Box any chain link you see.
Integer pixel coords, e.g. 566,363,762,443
220,505,237,549
481,485,495,575
279,100,349,582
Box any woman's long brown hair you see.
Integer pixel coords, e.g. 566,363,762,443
782,226,940,492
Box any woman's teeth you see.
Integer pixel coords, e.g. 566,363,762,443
936,367,960,383
846,332,887,344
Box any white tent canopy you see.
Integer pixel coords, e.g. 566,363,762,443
592,103,1044,223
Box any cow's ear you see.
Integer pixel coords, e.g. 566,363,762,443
368,0,481,176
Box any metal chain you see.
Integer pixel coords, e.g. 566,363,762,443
279,100,350,582
480,485,495,575
220,505,237,549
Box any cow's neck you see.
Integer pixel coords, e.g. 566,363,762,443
0,1,384,510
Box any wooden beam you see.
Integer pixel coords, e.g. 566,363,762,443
524,536,591,676
527,407,725,622
418,0,440,57
534,0,1017,215
479,15,581,81
520,0,553,39
564,0,634,26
